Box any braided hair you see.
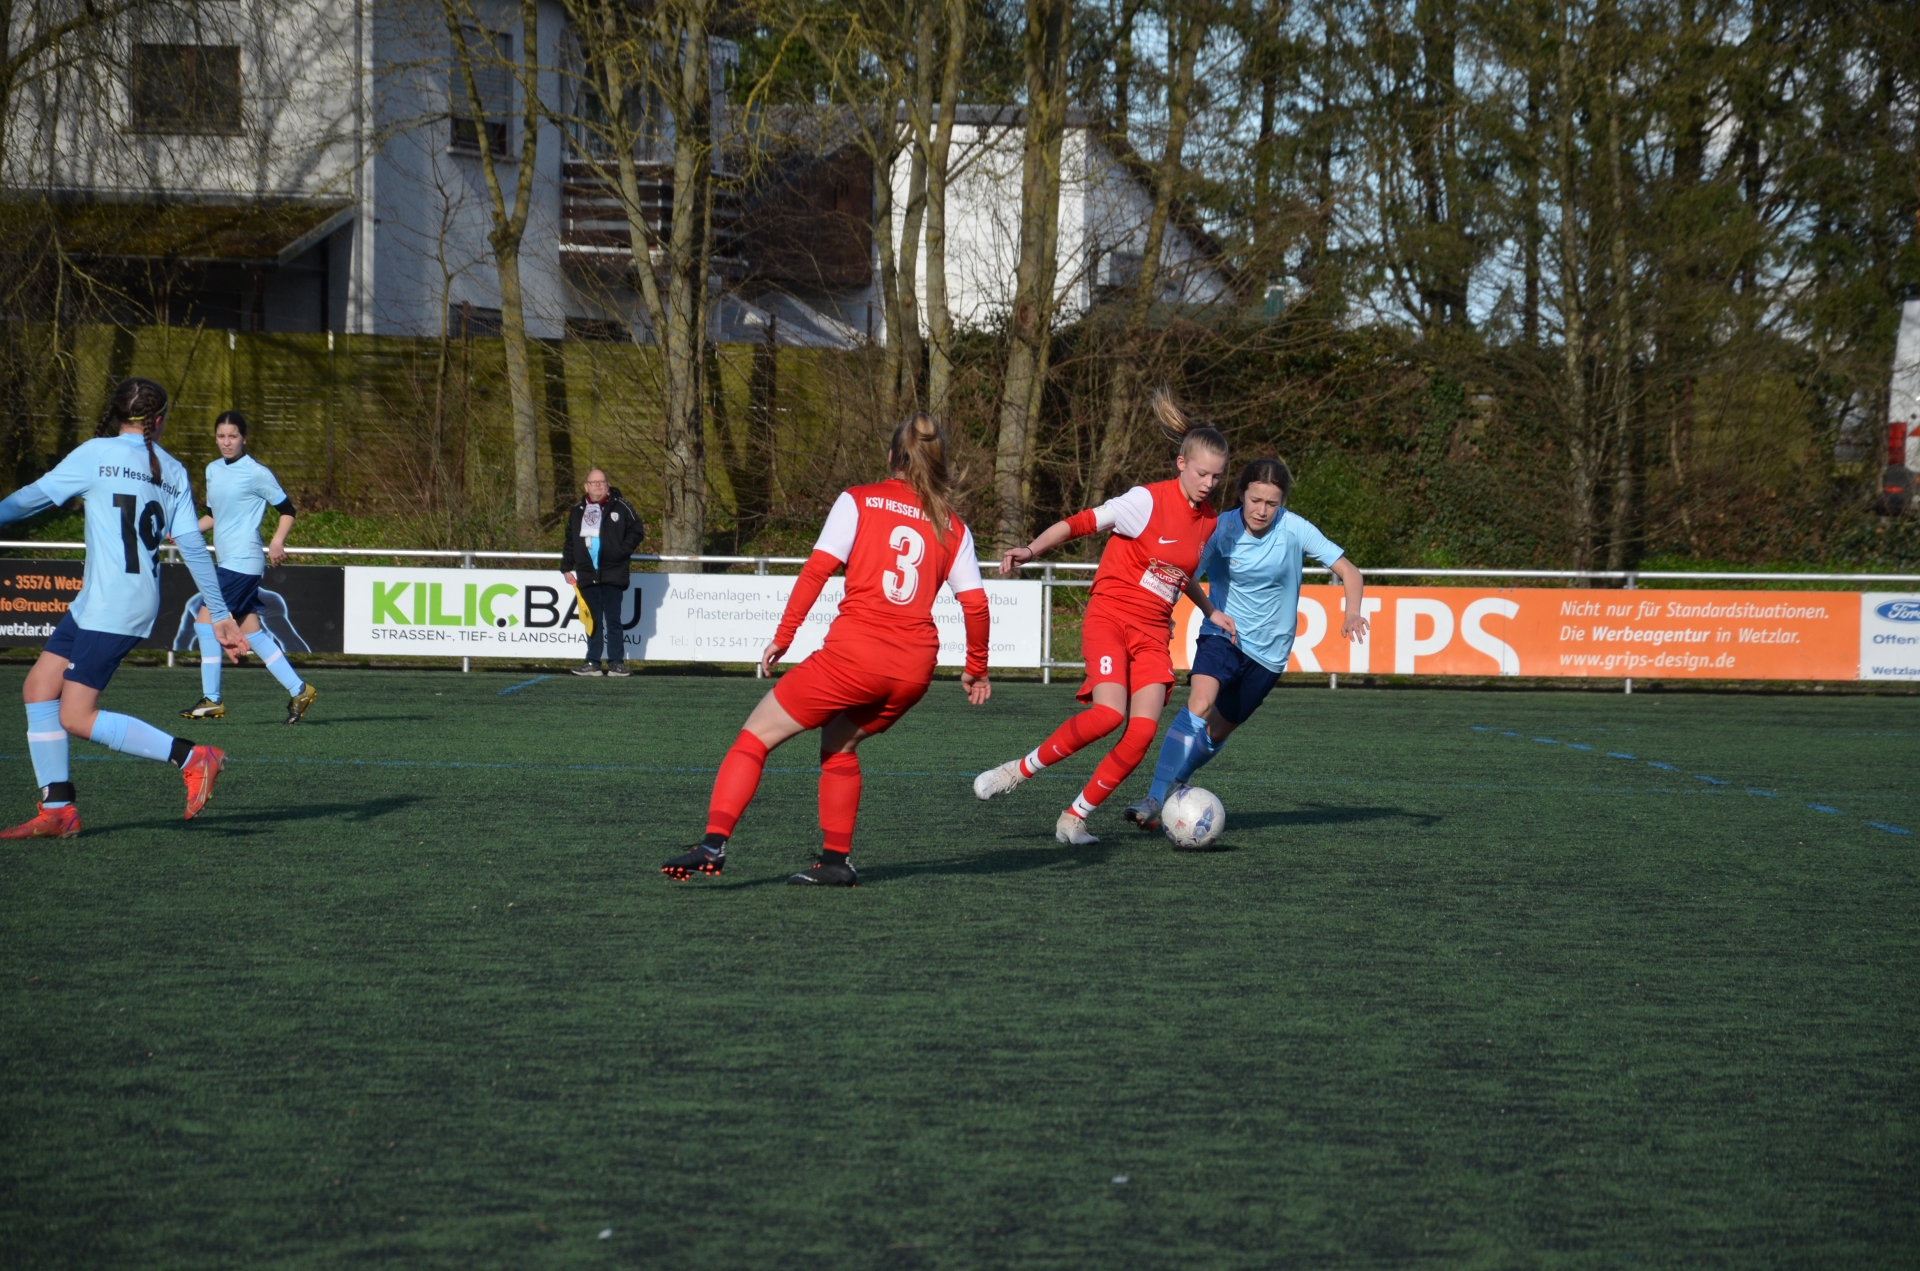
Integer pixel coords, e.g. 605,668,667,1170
96,377,168,484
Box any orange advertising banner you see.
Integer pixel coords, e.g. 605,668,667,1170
1166,586,1869,680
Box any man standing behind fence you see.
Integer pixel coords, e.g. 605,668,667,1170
562,470,645,676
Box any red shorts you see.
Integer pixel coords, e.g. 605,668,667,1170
1076,607,1175,702
773,645,931,735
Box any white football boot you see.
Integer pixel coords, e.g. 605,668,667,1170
973,759,1029,801
1055,810,1099,845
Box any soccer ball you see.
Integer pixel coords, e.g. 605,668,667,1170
1162,786,1225,850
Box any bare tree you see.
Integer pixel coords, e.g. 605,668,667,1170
1085,0,1209,507
560,0,718,556
993,0,1071,547
443,0,545,531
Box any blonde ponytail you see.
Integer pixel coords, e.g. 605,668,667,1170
889,413,955,544
1150,386,1228,463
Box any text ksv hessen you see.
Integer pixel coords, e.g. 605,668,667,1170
1552,596,1827,672
366,580,600,646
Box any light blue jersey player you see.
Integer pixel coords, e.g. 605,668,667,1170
179,410,315,724
1124,457,1370,832
0,378,245,839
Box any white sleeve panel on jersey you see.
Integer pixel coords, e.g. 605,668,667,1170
944,525,985,594
1092,485,1156,538
812,490,860,560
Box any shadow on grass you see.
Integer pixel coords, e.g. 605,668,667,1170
1230,802,1443,830
102,795,426,834
709,839,1116,888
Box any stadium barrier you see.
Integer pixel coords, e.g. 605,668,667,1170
1,544,1916,682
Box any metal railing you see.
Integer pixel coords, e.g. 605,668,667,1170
5,541,1916,682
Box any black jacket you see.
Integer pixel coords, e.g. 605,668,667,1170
561,490,645,587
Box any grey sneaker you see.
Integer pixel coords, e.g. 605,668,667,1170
604,664,632,678
572,662,604,677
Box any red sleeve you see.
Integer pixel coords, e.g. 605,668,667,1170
958,588,990,677
774,550,840,649
1065,508,1099,538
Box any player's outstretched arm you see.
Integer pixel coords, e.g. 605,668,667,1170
999,519,1078,577
171,511,250,662
1182,578,1236,643
1331,557,1367,640
0,483,54,528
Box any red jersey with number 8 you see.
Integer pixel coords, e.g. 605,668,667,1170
790,478,985,679
1084,479,1218,630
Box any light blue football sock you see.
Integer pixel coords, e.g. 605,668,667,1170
1148,709,1218,803
25,699,70,805
246,628,306,695
195,622,222,701
89,711,178,763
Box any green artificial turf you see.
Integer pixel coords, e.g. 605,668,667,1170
1,668,1916,1268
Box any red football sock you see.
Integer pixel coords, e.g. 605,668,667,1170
1071,715,1159,816
1020,705,1124,776
819,751,861,854
706,730,770,837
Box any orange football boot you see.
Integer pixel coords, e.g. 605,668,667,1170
181,746,225,819
0,803,81,839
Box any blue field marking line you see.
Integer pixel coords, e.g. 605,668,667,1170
497,676,551,696
1470,724,1912,836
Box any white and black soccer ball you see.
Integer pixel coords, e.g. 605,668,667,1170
1162,786,1225,850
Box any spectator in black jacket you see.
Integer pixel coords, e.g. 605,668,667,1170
561,469,645,676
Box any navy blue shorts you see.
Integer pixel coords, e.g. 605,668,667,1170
214,567,263,619
45,614,143,691
1190,633,1284,725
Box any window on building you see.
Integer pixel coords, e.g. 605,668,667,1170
130,44,243,135
449,28,513,156
449,302,503,337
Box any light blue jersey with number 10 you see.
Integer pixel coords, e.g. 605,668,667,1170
0,434,230,637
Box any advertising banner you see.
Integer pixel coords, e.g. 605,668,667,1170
341,567,1047,667
151,563,346,653
1169,586,1920,681
0,560,83,646
0,560,346,652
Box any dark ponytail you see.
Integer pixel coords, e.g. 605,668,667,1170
97,377,167,484
1235,456,1292,505
888,413,955,544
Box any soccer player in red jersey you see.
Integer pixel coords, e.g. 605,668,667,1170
662,415,993,887
973,390,1228,843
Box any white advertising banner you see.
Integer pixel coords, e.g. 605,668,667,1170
1860,593,1920,681
341,567,1046,667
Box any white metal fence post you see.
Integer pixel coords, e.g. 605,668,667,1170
461,553,473,673
1041,563,1054,685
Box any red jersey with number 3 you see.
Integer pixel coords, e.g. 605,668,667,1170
810,479,985,679
1084,479,1217,630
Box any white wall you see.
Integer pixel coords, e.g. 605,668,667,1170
364,0,568,338
3,0,360,197
886,122,1236,338
1891,297,1920,470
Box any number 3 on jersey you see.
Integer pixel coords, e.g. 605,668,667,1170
113,493,165,575
883,524,925,604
